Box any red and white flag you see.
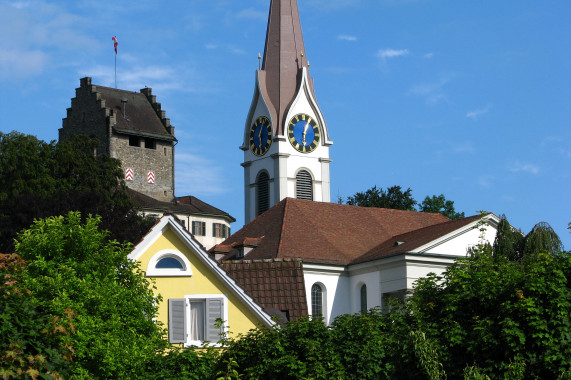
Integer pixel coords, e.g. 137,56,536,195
112,36,118,54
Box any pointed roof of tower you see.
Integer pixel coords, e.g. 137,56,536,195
260,0,314,135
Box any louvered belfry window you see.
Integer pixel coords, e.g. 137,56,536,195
256,171,270,216
296,170,313,200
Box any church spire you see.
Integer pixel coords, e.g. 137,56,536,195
260,0,313,136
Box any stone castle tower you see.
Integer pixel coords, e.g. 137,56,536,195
60,77,176,202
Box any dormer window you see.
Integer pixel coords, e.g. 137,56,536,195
146,250,192,277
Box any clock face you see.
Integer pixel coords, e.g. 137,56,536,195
287,113,320,153
249,116,273,156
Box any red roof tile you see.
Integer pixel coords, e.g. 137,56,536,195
218,198,451,265
221,258,308,322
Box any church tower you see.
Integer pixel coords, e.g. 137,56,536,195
241,0,333,224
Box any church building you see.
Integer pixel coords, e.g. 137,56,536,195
212,0,500,325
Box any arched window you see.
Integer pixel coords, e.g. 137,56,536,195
360,284,368,313
256,171,270,216
295,170,313,200
311,283,323,317
146,250,192,276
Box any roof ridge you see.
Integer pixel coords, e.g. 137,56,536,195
276,197,290,255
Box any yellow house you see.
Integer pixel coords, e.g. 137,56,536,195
128,215,274,346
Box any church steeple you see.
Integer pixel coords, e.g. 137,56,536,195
261,0,313,135
242,0,332,224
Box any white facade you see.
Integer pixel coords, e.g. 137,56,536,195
140,210,232,250
302,215,499,324
242,68,333,223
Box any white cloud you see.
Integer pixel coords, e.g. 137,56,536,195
408,75,452,105
0,49,47,79
424,52,434,58
205,44,218,50
175,152,227,196
377,48,410,59
466,105,491,119
509,161,540,175
338,35,357,41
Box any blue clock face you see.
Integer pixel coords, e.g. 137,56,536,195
249,116,272,156
288,113,320,153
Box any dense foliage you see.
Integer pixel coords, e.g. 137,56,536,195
213,220,570,379
9,212,168,378
345,185,465,219
0,131,154,252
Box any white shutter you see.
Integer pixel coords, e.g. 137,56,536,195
168,299,187,343
205,298,223,342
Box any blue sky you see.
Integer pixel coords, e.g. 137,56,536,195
1,0,569,248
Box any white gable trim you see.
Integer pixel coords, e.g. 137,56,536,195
414,213,500,254
129,215,275,327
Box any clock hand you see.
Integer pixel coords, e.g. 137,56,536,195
257,125,263,147
302,118,311,146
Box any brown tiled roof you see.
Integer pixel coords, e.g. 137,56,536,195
216,198,451,265
127,188,235,222
95,85,175,141
221,258,308,322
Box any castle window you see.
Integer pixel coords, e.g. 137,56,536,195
164,147,167,156
256,171,270,216
129,136,140,147
144,138,156,149
192,221,206,236
295,170,313,200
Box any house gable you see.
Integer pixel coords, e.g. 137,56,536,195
129,215,274,345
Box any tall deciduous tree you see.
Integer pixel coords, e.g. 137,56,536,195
0,132,153,252
346,185,417,211
14,212,168,378
419,194,465,220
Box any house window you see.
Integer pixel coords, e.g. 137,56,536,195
256,171,269,216
311,283,323,317
144,138,156,149
213,223,229,238
360,284,367,313
295,170,313,200
129,135,140,147
146,250,192,277
192,221,206,236
168,296,227,346
156,257,184,270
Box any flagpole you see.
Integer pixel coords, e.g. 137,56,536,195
112,36,118,88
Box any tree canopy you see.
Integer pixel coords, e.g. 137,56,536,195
346,185,417,211
7,212,169,378
345,185,465,219
0,131,154,252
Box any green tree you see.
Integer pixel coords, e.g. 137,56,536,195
0,132,153,252
0,253,75,379
346,185,417,211
419,194,465,220
493,215,525,261
410,226,571,378
14,212,168,378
